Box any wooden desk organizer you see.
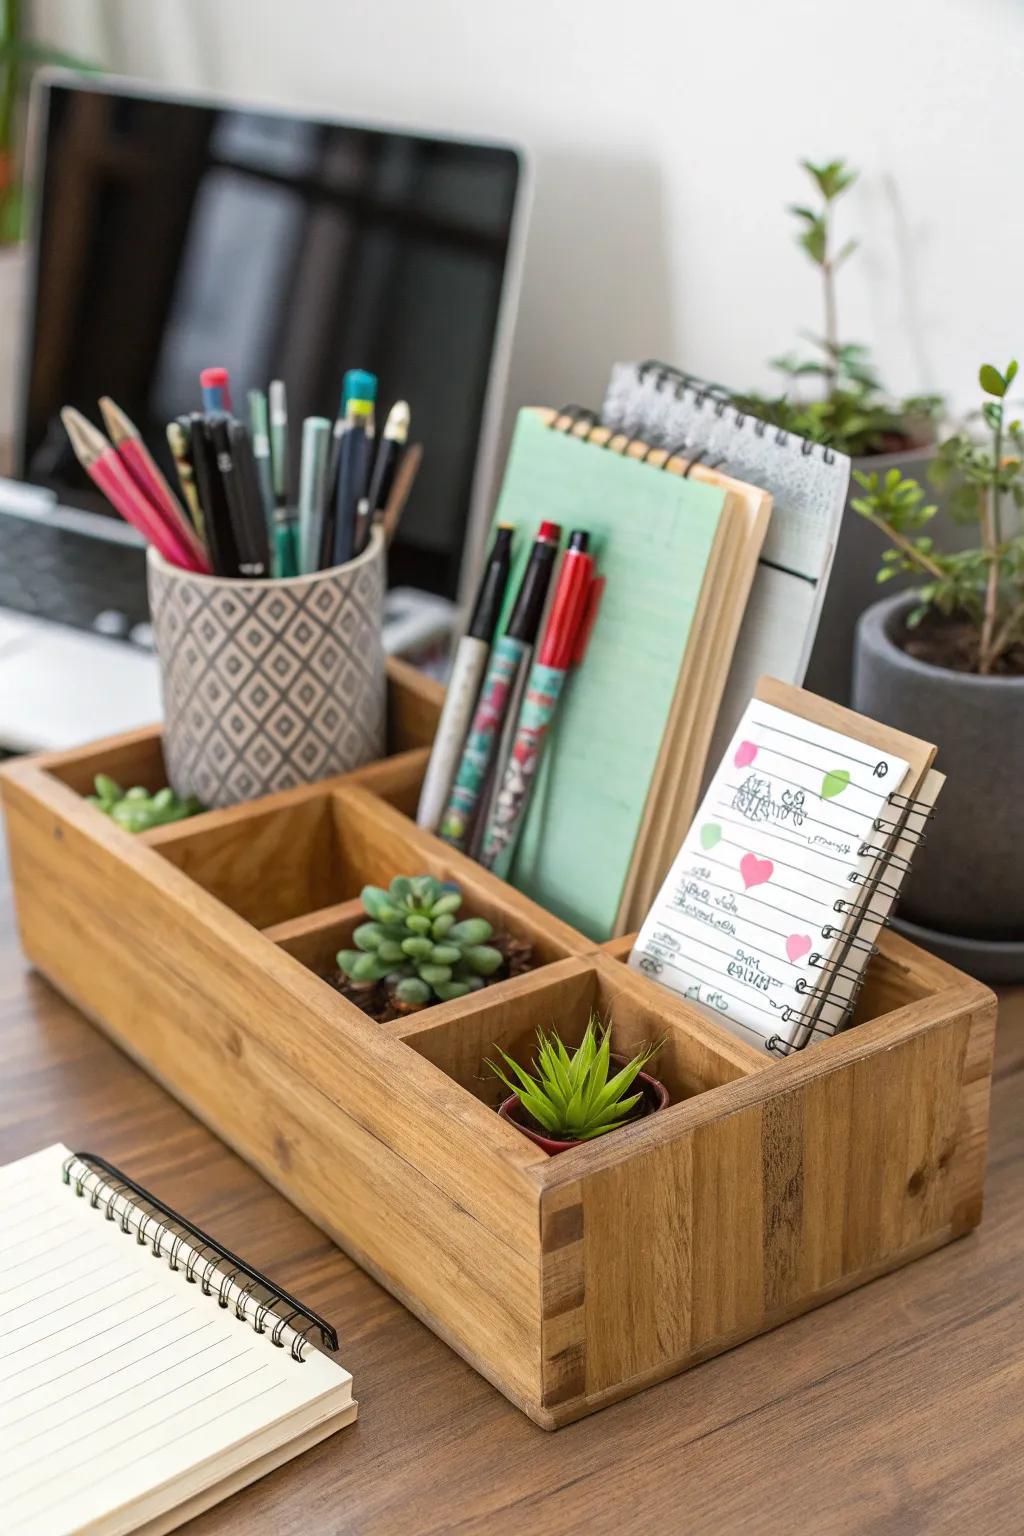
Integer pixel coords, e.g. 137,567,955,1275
1,658,998,1429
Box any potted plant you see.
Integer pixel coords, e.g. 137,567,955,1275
734,158,959,703
0,5,95,434
87,774,202,832
487,1015,667,1155
333,874,533,1021
851,359,1024,980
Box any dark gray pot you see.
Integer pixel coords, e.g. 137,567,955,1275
853,589,1024,980
805,445,978,705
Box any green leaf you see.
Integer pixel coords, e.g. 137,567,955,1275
430,892,462,917
797,223,827,265
353,922,383,951
93,774,121,803
394,977,431,1005
433,980,472,1002
448,917,493,945
360,885,391,920
388,876,414,903
351,952,391,982
979,363,1006,397
400,936,433,959
1005,360,1019,389
461,944,503,976
418,963,452,986
430,944,461,965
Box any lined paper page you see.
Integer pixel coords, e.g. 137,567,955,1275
1,1145,352,1536
630,700,911,1053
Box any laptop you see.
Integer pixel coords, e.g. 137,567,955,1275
0,73,529,750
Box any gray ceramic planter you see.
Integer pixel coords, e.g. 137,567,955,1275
853,589,1024,981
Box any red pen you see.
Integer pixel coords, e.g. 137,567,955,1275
61,408,208,573
99,397,210,573
539,529,594,668
479,531,601,873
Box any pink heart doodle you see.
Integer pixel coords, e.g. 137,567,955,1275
786,933,812,964
740,853,773,889
734,739,758,769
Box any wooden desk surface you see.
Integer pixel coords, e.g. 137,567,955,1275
1,844,1022,1536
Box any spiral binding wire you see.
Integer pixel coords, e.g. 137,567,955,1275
765,787,936,1058
629,360,839,465
549,404,728,476
61,1152,338,1362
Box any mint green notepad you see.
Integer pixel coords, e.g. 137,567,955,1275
493,410,727,939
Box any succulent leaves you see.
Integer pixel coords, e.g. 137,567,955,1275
487,1015,661,1142
337,875,503,1005
87,776,202,832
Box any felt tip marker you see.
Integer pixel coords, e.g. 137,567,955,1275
417,524,515,832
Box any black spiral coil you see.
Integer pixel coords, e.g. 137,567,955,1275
61,1152,338,1362
765,787,936,1058
630,361,840,465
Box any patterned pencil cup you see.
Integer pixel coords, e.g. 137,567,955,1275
147,530,386,808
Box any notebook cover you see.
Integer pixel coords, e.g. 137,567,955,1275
490,408,727,938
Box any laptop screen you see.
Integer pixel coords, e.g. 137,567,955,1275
19,79,523,598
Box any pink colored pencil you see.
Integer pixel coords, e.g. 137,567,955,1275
99,396,211,573
61,408,207,573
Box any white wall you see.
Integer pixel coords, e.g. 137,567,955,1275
33,0,1024,425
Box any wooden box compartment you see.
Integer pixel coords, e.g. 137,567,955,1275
0,662,998,1429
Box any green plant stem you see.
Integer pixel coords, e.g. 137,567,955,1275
868,513,945,582
988,596,1024,667
979,410,1004,675
821,202,838,398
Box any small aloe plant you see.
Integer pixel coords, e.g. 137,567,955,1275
88,775,202,832
337,875,503,1007
487,1015,661,1142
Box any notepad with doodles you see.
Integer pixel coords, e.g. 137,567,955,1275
1,1145,355,1536
629,678,942,1055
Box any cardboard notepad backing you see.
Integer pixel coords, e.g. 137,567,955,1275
488,407,770,939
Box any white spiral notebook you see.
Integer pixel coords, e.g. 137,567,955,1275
629,679,941,1055
1,1145,356,1536
602,362,852,776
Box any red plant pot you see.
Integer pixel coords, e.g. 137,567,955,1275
497,1063,669,1156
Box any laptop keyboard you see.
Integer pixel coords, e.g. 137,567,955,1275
0,514,150,644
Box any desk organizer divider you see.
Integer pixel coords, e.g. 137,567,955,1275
1,656,998,1429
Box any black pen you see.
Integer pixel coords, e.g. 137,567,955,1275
212,417,270,578
321,398,372,569
189,414,239,577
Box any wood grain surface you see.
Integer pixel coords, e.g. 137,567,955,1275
1,827,1022,1531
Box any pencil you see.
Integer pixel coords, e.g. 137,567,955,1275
100,397,210,573
62,408,207,573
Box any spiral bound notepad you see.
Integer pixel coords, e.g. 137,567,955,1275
629,678,941,1056
602,362,852,777
485,406,770,938
1,1145,355,1536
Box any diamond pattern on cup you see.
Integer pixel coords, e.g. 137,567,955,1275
149,535,386,808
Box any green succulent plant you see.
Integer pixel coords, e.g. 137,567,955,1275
337,875,504,1007
487,1015,661,1142
87,775,202,832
